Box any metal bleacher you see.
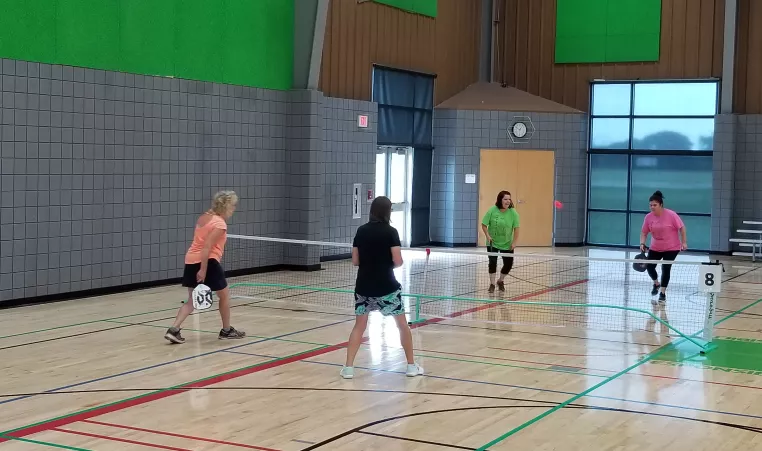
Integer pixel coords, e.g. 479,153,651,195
730,221,762,261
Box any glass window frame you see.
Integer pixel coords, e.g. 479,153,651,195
585,79,718,252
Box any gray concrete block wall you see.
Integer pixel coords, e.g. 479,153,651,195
712,114,736,253
430,109,588,246
0,59,286,301
731,114,762,252
321,97,377,257
282,90,324,266
0,57,376,303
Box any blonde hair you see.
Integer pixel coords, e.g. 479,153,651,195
210,190,238,215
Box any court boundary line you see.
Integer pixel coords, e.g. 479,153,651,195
300,401,762,449
0,434,91,450
0,253,564,343
475,297,762,450
81,419,280,451
0,318,351,407
52,427,194,451
221,350,762,421
356,430,475,450
0,279,585,444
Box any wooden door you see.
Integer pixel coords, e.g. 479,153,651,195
478,149,555,247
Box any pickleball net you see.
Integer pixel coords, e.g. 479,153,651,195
224,235,721,350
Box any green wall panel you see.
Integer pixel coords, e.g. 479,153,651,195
120,0,175,77
57,0,121,71
175,0,225,84
555,0,661,64
0,0,57,64
224,1,266,87
0,0,294,90
372,0,437,18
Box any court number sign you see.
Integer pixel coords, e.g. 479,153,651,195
699,264,722,293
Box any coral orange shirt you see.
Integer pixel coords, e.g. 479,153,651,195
184,214,228,264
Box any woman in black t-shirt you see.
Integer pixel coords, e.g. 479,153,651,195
340,196,424,379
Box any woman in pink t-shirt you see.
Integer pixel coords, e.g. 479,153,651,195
639,191,687,303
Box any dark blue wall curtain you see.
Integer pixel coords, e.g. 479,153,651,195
372,66,435,246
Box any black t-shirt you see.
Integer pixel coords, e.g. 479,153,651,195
352,220,402,297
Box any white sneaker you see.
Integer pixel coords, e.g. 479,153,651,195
406,363,424,377
340,366,354,379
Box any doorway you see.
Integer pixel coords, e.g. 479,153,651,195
376,146,414,246
478,149,555,247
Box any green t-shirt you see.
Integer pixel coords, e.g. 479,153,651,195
481,206,520,250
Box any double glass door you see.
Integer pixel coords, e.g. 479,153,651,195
375,146,413,246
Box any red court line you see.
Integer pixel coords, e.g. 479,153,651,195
1,279,586,444
52,427,193,450
82,420,279,451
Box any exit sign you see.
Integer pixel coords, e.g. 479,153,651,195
358,115,368,128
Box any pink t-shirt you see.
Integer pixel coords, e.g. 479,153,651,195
641,209,684,252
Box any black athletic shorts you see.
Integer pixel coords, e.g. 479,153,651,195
181,259,227,291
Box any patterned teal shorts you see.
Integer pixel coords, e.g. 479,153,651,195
354,290,404,316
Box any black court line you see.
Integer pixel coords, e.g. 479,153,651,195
301,404,762,450
0,316,168,352
0,387,565,405
239,302,665,349
2,385,760,445
356,430,474,450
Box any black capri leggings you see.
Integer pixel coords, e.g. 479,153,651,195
488,245,514,275
646,250,680,287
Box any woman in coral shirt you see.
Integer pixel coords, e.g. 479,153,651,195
164,191,246,344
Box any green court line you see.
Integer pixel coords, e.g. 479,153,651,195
413,353,608,379
0,434,92,450
102,320,330,347
229,282,708,351
1,345,329,437
475,297,762,450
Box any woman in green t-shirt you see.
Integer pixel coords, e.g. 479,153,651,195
481,190,521,293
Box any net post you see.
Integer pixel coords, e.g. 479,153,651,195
698,260,723,354
407,248,431,325
407,295,425,325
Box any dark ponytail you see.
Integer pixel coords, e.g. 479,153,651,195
649,190,664,206
369,196,392,224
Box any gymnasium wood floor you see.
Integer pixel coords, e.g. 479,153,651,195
2,247,762,450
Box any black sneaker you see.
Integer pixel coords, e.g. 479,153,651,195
658,293,666,303
497,281,505,292
651,284,660,296
219,326,246,340
164,327,185,344
488,284,495,293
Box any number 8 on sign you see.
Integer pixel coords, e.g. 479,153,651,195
699,264,722,293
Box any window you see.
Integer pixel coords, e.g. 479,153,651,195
632,119,715,151
589,154,628,210
586,81,717,251
588,212,627,245
591,118,630,149
629,155,712,214
633,83,719,116
591,83,631,116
